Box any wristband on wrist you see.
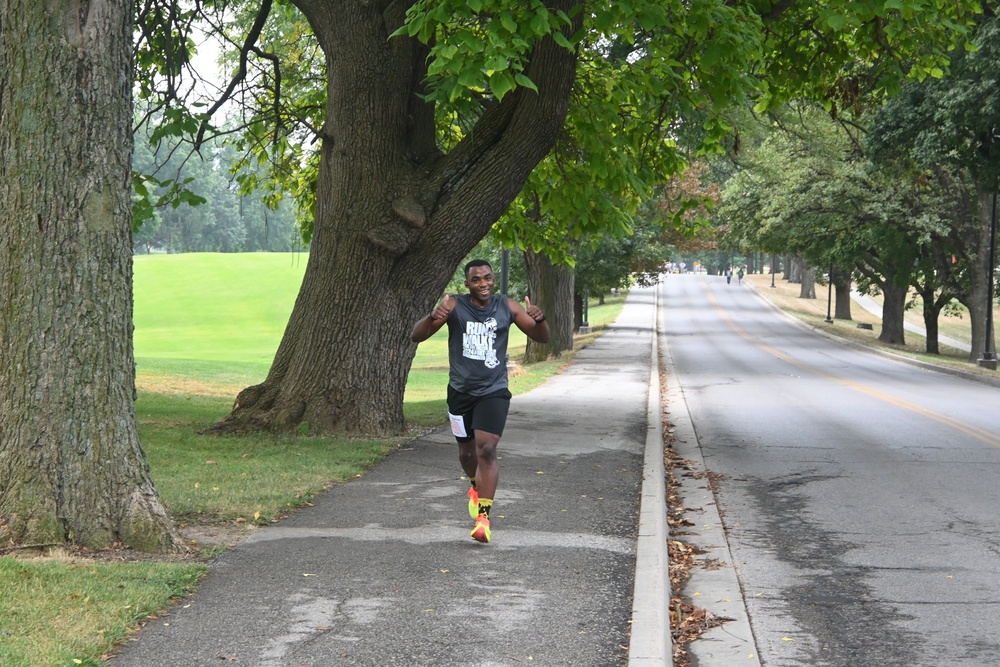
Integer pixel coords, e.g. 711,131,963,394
535,313,546,323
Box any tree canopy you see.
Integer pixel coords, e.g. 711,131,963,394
125,0,983,435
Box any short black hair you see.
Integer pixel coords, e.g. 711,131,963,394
464,259,493,277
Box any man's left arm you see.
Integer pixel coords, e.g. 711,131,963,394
510,296,550,343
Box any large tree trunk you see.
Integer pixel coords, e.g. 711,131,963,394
878,283,909,345
833,266,852,320
787,254,804,283
798,266,817,298
523,250,574,362
0,0,180,551
919,287,944,355
961,187,997,362
214,0,581,436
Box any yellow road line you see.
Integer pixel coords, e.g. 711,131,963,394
702,282,1000,447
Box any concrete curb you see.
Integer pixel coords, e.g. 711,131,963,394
628,283,672,667
659,286,763,667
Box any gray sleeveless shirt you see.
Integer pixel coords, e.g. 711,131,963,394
446,294,513,395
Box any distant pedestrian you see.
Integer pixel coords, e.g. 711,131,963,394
737,268,744,284
726,268,732,284
410,259,550,543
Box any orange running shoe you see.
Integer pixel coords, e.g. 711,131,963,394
470,513,491,543
467,485,479,519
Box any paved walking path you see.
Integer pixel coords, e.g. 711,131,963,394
109,287,670,667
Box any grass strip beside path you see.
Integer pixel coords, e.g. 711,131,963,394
0,557,204,667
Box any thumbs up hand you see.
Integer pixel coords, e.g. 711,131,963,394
431,294,456,321
524,296,546,323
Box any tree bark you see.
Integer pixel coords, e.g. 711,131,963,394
0,0,181,551
788,254,804,283
214,0,582,435
878,283,909,345
833,266,853,320
919,286,944,354
960,187,997,362
523,250,574,362
798,266,817,298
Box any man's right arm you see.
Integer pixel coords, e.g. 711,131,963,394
411,295,456,343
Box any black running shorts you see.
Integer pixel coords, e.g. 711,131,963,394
446,386,512,442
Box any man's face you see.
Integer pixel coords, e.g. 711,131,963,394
465,265,495,304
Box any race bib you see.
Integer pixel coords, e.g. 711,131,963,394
448,412,468,438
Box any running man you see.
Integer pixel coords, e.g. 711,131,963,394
410,259,550,543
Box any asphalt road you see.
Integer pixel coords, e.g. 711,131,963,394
661,273,1000,667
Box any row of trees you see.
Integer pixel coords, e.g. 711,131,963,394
718,11,1000,361
0,0,985,552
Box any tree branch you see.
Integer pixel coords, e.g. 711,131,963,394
194,0,275,149
433,0,583,213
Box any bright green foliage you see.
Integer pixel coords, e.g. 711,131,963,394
486,1,762,263
220,1,326,240
396,0,566,107
133,0,981,261
396,0,979,265
132,172,207,232
749,0,981,114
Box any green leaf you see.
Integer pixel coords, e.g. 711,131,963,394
701,44,723,68
529,11,549,36
593,9,615,32
552,32,574,50
825,13,848,31
458,68,483,88
489,70,515,100
457,29,484,51
485,54,509,71
514,73,538,93
500,11,518,34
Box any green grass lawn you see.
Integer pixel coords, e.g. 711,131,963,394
2,252,627,667
134,252,307,364
0,558,204,667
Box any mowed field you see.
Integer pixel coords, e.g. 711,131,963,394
131,251,575,409
133,252,308,395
